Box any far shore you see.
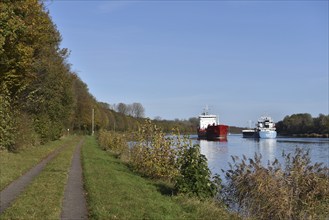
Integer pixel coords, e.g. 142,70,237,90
279,133,329,138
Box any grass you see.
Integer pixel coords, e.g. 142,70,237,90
82,136,238,220
0,135,77,191
0,136,82,219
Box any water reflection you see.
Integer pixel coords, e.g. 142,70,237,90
193,135,329,177
199,140,228,174
199,140,228,159
258,139,277,162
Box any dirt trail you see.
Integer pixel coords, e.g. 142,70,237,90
61,139,88,220
0,144,67,214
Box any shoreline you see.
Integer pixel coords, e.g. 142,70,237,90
281,133,329,138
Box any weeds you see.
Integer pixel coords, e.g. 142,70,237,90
222,148,329,219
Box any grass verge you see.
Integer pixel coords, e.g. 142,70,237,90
0,136,76,191
82,136,238,219
0,136,82,219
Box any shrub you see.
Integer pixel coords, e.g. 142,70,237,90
98,129,128,158
130,119,179,180
222,148,329,219
175,144,220,199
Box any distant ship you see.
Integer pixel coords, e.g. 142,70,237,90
258,116,277,139
242,116,277,139
197,107,228,141
242,128,258,138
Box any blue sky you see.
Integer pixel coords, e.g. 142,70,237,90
47,0,328,127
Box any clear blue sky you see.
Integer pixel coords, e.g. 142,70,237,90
47,0,328,127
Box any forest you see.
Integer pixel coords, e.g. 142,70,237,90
276,113,329,137
0,0,196,152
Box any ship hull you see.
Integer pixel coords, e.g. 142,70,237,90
198,125,228,141
242,129,259,138
259,130,277,139
197,129,207,139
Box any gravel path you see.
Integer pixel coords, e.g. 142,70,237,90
61,139,88,220
0,144,67,214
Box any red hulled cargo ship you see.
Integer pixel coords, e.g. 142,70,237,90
197,108,228,141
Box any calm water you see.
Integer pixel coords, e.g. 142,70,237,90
190,134,329,177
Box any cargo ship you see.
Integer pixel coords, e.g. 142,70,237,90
258,116,277,139
197,108,228,141
242,116,277,139
242,129,258,138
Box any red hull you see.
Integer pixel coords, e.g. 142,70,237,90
197,124,228,141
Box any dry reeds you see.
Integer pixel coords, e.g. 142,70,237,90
222,148,329,219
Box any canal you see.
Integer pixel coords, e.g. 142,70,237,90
191,134,329,177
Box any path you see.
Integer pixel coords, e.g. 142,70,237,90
61,139,88,220
0,144,67,214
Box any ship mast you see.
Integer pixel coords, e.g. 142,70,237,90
203,105,209,115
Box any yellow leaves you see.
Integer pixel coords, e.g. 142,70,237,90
130,120,182,180
98,130,128,158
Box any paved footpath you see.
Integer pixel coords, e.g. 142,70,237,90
0,144,67,214
61,139,88,220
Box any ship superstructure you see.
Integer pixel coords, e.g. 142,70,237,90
257,116,277,139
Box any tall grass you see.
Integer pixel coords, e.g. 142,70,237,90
222,148,329,219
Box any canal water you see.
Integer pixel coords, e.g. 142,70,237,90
190,134,329,177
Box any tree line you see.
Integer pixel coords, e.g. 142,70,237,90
276,113,329,137
0,0,140,150
0,0,196,151
113,102,145,118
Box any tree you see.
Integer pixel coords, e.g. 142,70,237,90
314,114,329,134
131,102,145,118
277,113,328,136
0,84,16,150
71,74,95,134
0,0,75,147
117,103,128,115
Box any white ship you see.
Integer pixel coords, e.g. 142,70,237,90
242,116,277,139
257,116,277,139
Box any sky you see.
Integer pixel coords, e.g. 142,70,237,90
47,0,328,127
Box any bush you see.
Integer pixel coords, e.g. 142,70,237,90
97,130,128,158
175,144,220,199
130,119,179,180
222,148,329,219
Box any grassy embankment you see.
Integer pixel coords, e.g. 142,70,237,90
82,136,237,219
0,136,82,219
